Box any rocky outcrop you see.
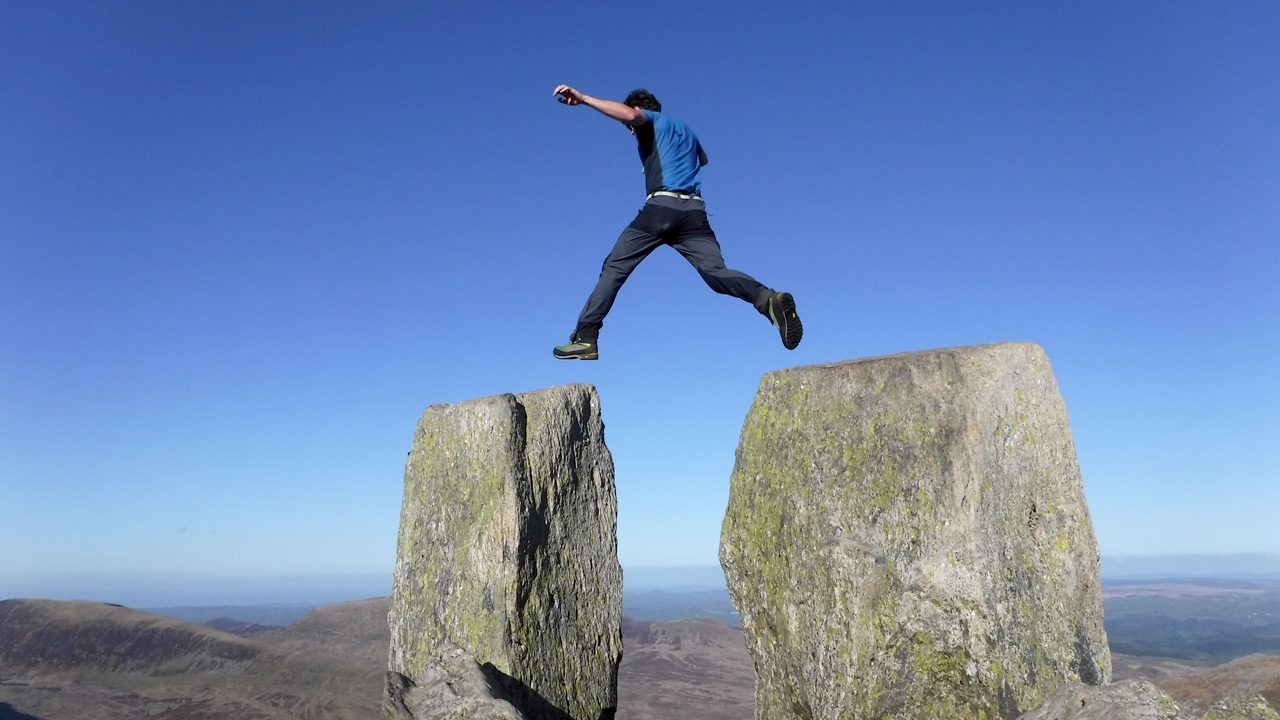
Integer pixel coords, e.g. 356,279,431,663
720,343,1110,720
384,642,526,720
1022,682,1280,720
388,384,622,720
1201,696,1280,720
1021,680,1193,719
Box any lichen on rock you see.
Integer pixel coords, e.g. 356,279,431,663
719,342,1110,720
387,384,622,720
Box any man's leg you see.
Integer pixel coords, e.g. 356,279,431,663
667,207,772,310
670,204,803,349
571,213,668,342
669,233,772,306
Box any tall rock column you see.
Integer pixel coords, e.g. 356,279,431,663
720,343,1110,720
388,383,623,720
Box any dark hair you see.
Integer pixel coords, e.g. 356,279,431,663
624,89,661,112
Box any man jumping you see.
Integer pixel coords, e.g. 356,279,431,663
551,84,802,361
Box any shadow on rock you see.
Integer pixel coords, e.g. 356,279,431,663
0,703,44,720
482,662,617,720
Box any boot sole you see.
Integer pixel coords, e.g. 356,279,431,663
770,293,803,350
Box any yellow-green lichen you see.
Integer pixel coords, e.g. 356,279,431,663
723,348,1106,720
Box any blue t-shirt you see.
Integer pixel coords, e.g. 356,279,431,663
635,110,706,197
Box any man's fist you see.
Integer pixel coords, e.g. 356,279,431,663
554,85,586,106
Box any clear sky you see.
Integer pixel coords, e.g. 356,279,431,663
2,1,1277,605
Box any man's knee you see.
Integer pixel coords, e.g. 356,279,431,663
698,272,733,300
696,258,729,275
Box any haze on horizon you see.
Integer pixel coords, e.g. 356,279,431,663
6,554,1280,609
2,2,1276,606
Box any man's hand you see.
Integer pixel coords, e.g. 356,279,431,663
552,84,648,126
554,85,586,106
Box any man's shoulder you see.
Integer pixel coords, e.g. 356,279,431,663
645,110,694,133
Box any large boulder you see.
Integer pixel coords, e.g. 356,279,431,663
720,343,1110,720
388,384,622,720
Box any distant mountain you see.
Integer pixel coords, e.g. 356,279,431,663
622,589,739,625
0,597,390,720
142,603,318,627
201,617,284,636
617,617,754,720
0,599,261,675
1101,578,1280,665
1154,653,1280,713
257,596,390,671
1102,554,1280,579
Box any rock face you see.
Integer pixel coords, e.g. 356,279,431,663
720,343,1110,720
388,384,623,720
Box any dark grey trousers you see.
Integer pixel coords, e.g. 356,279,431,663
573,196,771,342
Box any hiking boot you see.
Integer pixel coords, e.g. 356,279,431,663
767,292,803,350
553,338,599,360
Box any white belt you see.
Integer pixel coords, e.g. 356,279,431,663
647,191,702,201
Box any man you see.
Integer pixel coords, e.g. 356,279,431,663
551,84,802,360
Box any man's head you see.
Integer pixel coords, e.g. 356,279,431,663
624,89,661,112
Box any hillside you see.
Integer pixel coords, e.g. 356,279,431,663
616,617,754,720
1155,654,1280,714
0,596,762,720
0,597,389,720
255,596,390,697
0,599,260,676
1102,578,1280,665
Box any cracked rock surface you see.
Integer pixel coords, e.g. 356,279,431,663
388,384,622,720
721,343,1110,720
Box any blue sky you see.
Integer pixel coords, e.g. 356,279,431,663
2,1,1276,605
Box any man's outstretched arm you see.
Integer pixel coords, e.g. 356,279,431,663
553,85,648,126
